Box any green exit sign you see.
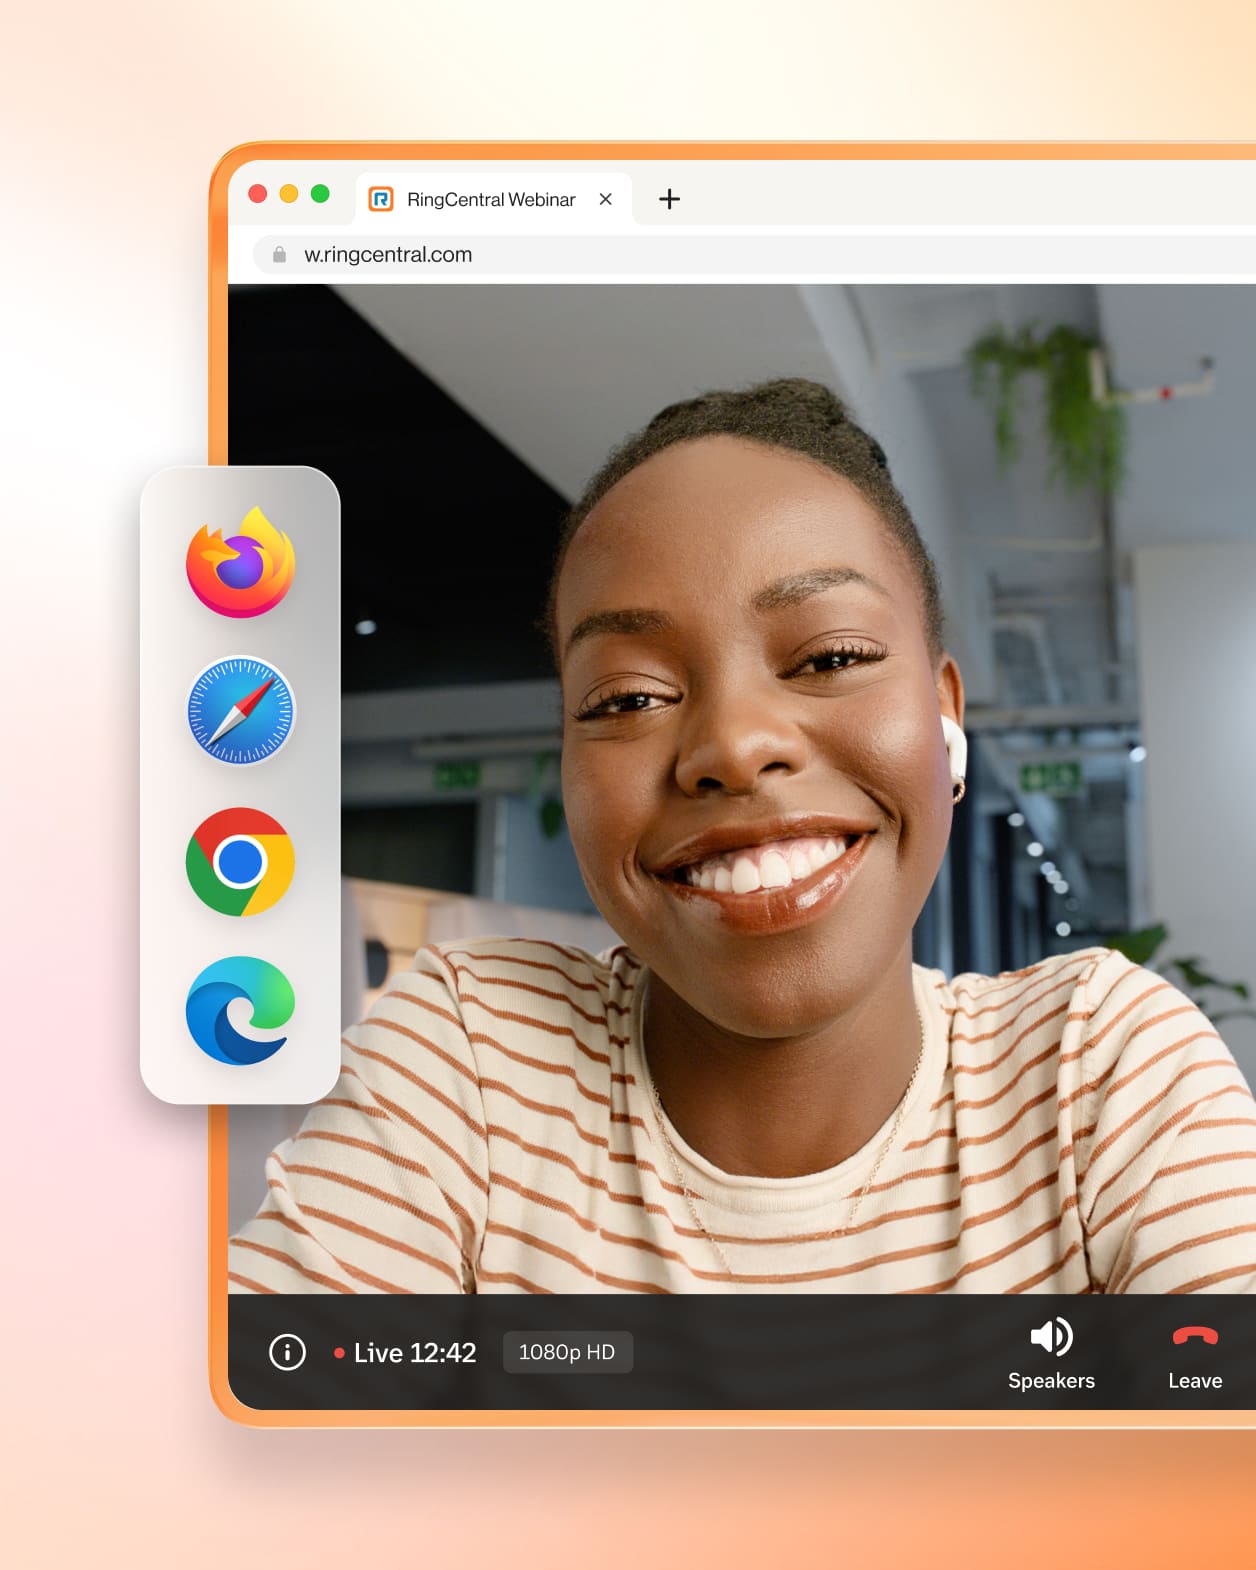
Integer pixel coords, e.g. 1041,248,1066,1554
1019,759,1083,797
434,760,481,791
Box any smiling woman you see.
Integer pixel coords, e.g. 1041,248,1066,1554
229,377,1256,1296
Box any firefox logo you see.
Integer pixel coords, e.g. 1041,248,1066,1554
185,506,296,618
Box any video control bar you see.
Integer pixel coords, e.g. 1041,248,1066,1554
228,1295,1256,1413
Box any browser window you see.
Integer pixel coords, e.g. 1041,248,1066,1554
171,143,1256,1425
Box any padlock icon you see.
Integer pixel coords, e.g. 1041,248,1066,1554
273,245,287,264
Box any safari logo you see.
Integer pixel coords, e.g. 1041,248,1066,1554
185,807,295,916
185,505,296,618
185,956,295,1066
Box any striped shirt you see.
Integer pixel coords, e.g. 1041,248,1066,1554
228,938,1256,1295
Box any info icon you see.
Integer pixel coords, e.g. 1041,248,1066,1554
186,807,294,916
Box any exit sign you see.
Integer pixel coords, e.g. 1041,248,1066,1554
434,760,481,791
1018,760,1083,797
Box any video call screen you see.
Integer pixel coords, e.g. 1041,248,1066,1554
190,152,1256,1423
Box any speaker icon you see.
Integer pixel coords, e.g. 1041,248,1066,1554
1029,1316,1074,1357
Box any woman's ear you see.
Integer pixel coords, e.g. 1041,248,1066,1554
936,656,967,801
935,653,965,731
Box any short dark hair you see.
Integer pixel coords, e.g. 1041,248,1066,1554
544,376,946,665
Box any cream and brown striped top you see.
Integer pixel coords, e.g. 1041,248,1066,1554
228,938,1256,1295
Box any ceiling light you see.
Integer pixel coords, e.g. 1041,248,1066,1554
1027,841,1043,857
354,619,378,636
1040,861,1057,877
1055,880,1070,895
1007,812,1025,828
1055,922,1072,938
1129,744,1147,763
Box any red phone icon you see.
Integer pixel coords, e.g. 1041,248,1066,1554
1172,1326,1219,1345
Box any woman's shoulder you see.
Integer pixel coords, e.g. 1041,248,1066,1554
930,945,1121,1009
347,935,644,1105
401,934,644,1047
421,934,642,998
920,945,1213,1068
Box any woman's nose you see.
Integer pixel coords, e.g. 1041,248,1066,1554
673,686,809,796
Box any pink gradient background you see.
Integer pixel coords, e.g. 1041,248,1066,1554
8,2,1256,1562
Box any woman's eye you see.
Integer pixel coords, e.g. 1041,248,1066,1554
575,689,670,720
792,644,885,676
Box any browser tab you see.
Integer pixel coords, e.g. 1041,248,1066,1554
352,171,633,229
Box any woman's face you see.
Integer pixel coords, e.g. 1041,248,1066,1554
555,434,964,1039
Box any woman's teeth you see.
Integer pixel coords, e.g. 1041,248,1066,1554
679,835,852,893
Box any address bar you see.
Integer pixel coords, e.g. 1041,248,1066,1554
248,232,1256,281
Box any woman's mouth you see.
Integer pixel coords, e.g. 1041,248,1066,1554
651,826,875,936
672,833,852,893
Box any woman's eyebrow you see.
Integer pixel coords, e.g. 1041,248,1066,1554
752,566,891,611
564,569,888,654
564,607,673,656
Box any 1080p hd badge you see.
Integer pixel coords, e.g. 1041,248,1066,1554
186,656,296,764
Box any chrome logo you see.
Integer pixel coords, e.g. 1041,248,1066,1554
186,506,296,618
186,808,294,916
185,956,295,1065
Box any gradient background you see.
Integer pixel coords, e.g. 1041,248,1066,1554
8,2,1256,1563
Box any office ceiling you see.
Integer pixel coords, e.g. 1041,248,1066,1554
231,280,1250,705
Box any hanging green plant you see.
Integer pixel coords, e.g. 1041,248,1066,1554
529,750,565,839
965,322,1127,495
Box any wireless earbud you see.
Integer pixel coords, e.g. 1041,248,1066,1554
941,715,967,803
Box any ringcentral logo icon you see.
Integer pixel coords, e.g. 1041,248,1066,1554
367,185,394,211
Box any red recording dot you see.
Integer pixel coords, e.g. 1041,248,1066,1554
248,183,267,203
333,1346,346,1359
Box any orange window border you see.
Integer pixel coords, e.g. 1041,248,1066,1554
208,138,1256,1430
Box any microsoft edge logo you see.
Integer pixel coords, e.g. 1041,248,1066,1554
368,185,394,212
185,956,295,1065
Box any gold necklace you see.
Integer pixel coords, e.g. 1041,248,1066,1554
646,1006,928,1284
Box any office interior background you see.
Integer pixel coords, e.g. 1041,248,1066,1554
227,282,1256,1219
